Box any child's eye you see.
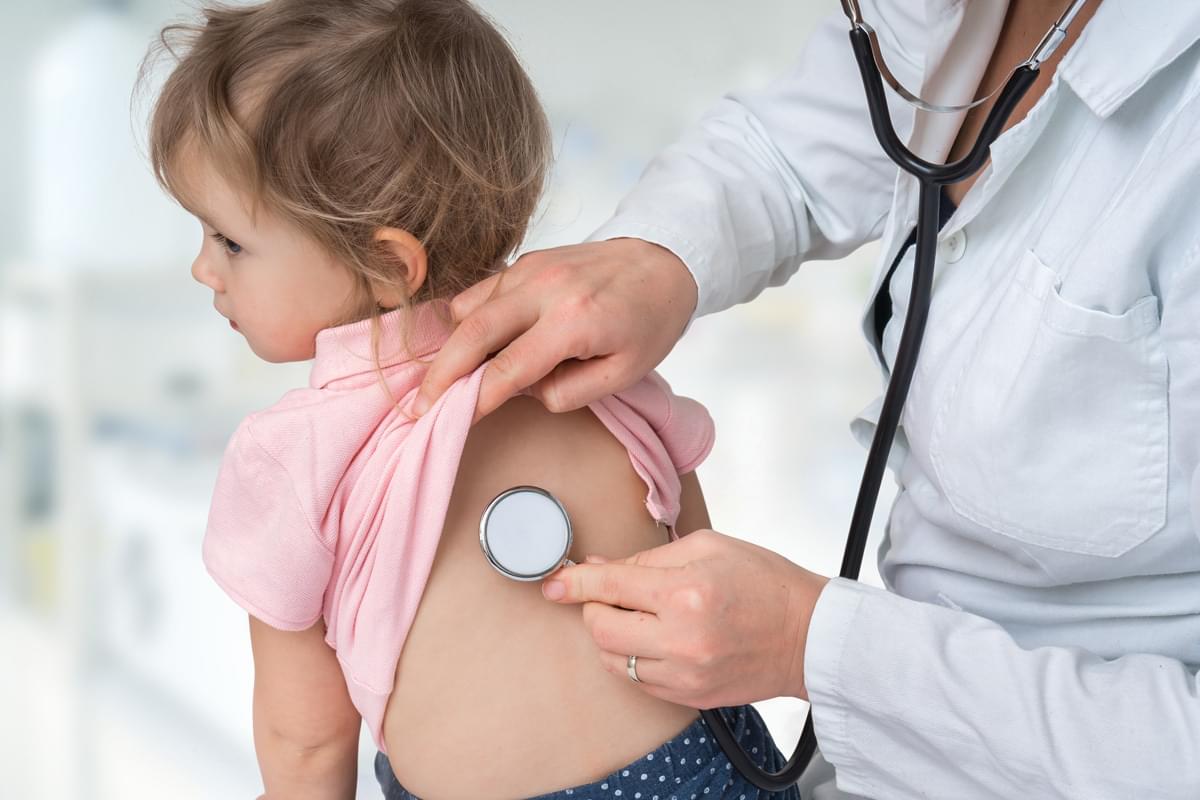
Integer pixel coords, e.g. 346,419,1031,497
210,232,243,256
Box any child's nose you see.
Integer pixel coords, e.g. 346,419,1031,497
191,254,225,293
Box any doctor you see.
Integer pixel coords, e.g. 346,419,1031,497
412,1,1200,797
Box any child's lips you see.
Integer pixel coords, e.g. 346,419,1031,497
230,319,239,331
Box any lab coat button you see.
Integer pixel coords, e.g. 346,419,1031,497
939,229,967,263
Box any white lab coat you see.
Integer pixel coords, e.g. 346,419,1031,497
590,1,1200,797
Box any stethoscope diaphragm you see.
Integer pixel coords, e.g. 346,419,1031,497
479,486,574,581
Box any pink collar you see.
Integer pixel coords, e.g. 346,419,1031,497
309,299,455,389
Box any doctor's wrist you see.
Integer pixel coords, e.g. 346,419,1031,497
603,236,698,333
785,568,831,702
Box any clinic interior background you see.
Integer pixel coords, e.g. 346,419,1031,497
0,1,891,797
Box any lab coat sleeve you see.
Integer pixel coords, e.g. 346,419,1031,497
804,577,1200,799
587,1,918,321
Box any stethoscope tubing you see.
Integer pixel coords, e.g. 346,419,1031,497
699,27,1042,793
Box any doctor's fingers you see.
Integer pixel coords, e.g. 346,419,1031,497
477,320,635,422
413,283,539,417
418,295,625,422
593,650,675,693
414,245,593,418
592,645,728,709
446,246,556,321
580,600,668,661
418,239,697,420
521,351,638,424
446,241,606,322
542,561,671,612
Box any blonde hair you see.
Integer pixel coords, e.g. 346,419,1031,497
143,0,551,358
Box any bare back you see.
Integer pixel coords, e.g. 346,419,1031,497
381,394,708,799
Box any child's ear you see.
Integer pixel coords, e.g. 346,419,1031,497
373,227,428,307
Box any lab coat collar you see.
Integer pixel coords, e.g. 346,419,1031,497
1056,0,1200,119
902,0,1200,221
914,0,1200,127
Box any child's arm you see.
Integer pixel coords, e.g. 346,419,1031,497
248,615,361,800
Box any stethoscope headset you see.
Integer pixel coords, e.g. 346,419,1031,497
477,0,1091,793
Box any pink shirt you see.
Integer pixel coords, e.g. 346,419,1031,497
202,299,716,753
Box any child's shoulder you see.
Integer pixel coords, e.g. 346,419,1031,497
230,378,398,468
213,378,407,533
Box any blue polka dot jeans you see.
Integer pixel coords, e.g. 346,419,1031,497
374,704,801,799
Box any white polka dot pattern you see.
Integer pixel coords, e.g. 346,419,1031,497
373,705,801,799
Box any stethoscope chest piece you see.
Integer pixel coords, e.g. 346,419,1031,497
479,486,574,581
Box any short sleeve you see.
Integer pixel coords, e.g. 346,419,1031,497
202,420,334,631
641,371,716,474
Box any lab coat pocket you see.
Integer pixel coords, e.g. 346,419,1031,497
929,250,1168,557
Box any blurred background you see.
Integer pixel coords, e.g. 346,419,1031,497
0,0,892,797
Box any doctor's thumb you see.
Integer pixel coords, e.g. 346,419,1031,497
541,556,605,602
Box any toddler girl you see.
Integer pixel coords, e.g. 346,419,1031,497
145,1,798,797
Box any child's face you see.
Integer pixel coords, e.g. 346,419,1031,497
177,151,361,363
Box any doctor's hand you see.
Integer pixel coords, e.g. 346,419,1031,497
541,529,830,708
411,238,697,423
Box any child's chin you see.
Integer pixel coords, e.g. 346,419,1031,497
246,338,313,364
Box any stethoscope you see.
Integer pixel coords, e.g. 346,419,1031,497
478,486,577,581
478,0,1091,793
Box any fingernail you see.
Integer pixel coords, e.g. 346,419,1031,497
585,554,608,564
543,581,565,600
412,396,430,417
